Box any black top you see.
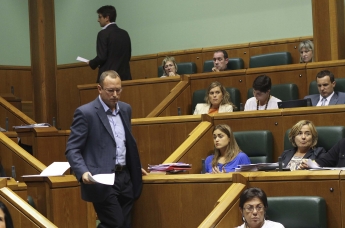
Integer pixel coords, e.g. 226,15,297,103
316,138,345,167
281,147,326,168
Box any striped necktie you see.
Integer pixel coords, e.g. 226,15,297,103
321,97,327,106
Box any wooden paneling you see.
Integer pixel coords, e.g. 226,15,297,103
0,66,32,101
56,63,97,130
132,175,232,228
130,54,158,79
132,116,201,169
246,64,307,99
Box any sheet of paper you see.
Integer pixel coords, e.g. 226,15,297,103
307,159,320,169
22,162,70,177
76,56,89,63
88,173,115,185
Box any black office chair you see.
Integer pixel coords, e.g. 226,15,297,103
234,130,273,163
202,58,244,72
309,78,345,95
247,83,299,101
158,62,197,76
191,87,241,114
267,196,327,228
284,126,345,151
249,52,292,68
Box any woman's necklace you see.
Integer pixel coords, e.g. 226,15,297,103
257,95,271,110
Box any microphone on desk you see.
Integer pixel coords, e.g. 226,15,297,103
177,107,181,116
278,156,282,171
201,159,206,174
11,166,16,179
5,117,8,132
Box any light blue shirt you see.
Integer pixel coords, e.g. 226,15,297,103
99,96,126,165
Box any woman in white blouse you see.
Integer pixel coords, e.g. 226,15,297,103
244,75,281,111
193,81,235,115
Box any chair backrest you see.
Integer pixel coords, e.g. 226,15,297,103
247,83,299,101
249,52,292,68
309,78,345,95
158,62,197,76
191,87,241,114
202,58,244,72
267,196,327,228
284,126,345,151
233,130,273,163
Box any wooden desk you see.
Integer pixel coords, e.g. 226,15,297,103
23,175,95,228
132,174,235,228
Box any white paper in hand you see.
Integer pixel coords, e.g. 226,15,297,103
76,56,89,63
88,173,115,185
307,159,320,169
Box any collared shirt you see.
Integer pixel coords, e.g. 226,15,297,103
316,91,334,106
99,96,126,165
102,22,116,30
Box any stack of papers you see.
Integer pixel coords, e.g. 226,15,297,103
148,163,192,173
235,163,279,172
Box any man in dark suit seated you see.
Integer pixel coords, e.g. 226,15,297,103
66,70,146,227
304,70,345,106
212,50,229,72
88,5,132,82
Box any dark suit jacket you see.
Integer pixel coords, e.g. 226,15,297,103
65,98,142,202
281,147,326,167
316,138,345,167
89,24,132,82
304,91,345,106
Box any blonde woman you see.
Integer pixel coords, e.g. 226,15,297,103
299,40,314,63
205,124,250,173
161,56,179,77
194,81,235,115
281,120,326,170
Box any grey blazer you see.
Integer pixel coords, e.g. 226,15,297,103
304,91,345,106
65,98,142,202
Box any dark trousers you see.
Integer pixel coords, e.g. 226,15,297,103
93,169,134,228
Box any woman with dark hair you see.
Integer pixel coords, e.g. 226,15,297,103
205,124,250,173
281,120,326,170
237,188,284,228
0,201,14,228
194,81,235,115
244,75,281,111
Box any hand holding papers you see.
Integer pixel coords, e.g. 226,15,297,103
22,162,70,177
76,56,89,63
87,173,115,185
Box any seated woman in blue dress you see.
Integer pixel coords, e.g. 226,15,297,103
281,120,326,170
205,124,251,173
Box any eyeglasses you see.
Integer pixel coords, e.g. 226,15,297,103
100,86,122,95
243,205,264,213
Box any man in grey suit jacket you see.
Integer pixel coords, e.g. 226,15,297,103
304,70,345,106
88,5,132,82
66,70,145,227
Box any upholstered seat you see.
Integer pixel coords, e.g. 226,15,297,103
191,87,241,114
202,58,244,72
309,78,345,95
267,196,327,228
249,52,292,68
233,130,273,163
158,62,197,76
247,83,299,101
284,126,345,151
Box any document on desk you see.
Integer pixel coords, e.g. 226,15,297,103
22,162,70,177
76,56,89,63
88,173,115,185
